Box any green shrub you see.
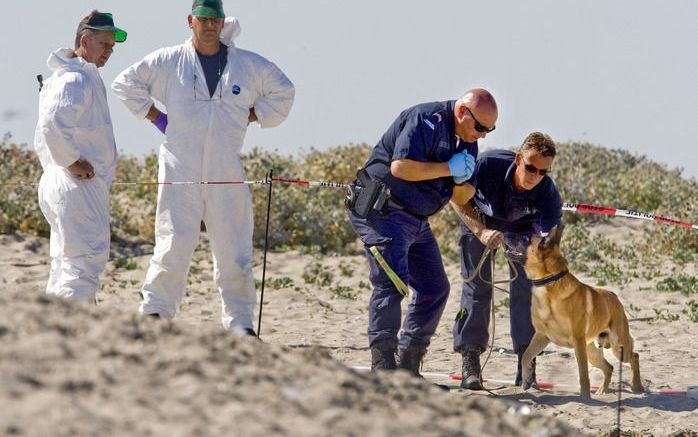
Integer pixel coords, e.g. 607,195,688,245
656,274,698,295
651,308,680,322
0,134,47,236
244,144,370,253
112,257,138,270
328,284,359,300
256,276,295,290
684,300,698,323
1,136,696,268
552,142,697,256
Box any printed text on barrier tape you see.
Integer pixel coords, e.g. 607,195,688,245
562,203,697,230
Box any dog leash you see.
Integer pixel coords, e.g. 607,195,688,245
461,246,520,378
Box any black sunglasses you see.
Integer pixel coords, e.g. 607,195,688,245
523,161,549,176
465,107,495,133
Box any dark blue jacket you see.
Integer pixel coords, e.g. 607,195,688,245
363,100,477,217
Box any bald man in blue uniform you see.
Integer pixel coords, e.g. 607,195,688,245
348,89,498,375
451,132,562,389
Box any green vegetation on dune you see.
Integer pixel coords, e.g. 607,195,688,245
553,142,698,258
2,134,697,317
1,136,696,283
244,144,370,252
0,134,46,236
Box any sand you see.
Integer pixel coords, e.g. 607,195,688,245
1,224,697,436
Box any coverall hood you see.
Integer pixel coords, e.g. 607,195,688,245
220,16,241,46
186,16,240,47
47,48,91,73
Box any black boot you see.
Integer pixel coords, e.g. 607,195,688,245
371,342,397,371
460,345,485,390
515,344,537,387
397,348,426,377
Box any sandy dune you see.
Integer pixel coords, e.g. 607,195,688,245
1,227,696,436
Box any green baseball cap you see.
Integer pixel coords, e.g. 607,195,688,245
79,12,127,43
192,0,225,19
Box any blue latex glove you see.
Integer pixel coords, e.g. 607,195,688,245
448,152,475,182
152,112,168,134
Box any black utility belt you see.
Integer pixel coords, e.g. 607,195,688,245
345,169,402,218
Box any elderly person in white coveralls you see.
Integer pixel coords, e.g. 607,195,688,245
34,10,127,301
112,0,295,335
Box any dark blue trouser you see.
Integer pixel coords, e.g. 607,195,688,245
452,226,535,353
349,209,450,351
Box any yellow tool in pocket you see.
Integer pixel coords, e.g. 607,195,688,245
368,245,409,297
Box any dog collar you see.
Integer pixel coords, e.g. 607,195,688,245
530,269,568,287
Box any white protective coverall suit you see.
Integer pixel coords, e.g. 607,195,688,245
111,19,294,331
34,48,117,300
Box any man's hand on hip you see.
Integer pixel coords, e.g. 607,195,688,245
146,105,167,134
152,112,168,134
67,159,95,180
248,107,258,124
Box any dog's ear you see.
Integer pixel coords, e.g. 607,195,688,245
538,225,563,250
536,235,547,251
547,224,563,247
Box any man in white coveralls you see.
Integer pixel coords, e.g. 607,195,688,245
35,10,127,301
112,0,295,334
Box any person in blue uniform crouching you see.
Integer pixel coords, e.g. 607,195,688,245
451,132,562,389
347,89,498,375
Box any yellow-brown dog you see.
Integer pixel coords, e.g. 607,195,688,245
520,225,643,398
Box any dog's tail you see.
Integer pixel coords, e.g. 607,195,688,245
595,332,611,349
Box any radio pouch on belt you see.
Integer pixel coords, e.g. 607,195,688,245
353,169,382,218
346,169,391,218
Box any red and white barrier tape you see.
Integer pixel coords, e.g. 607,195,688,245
0,177,348,189
562,203,697,230
115,179,263,186
2,178,695,230
269,177,347,189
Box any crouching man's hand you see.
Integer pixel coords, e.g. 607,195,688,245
477,229,504,250
448,152,475,182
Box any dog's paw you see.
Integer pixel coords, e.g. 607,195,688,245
631,384,644,394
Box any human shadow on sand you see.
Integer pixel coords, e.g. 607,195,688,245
500,390,698,413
